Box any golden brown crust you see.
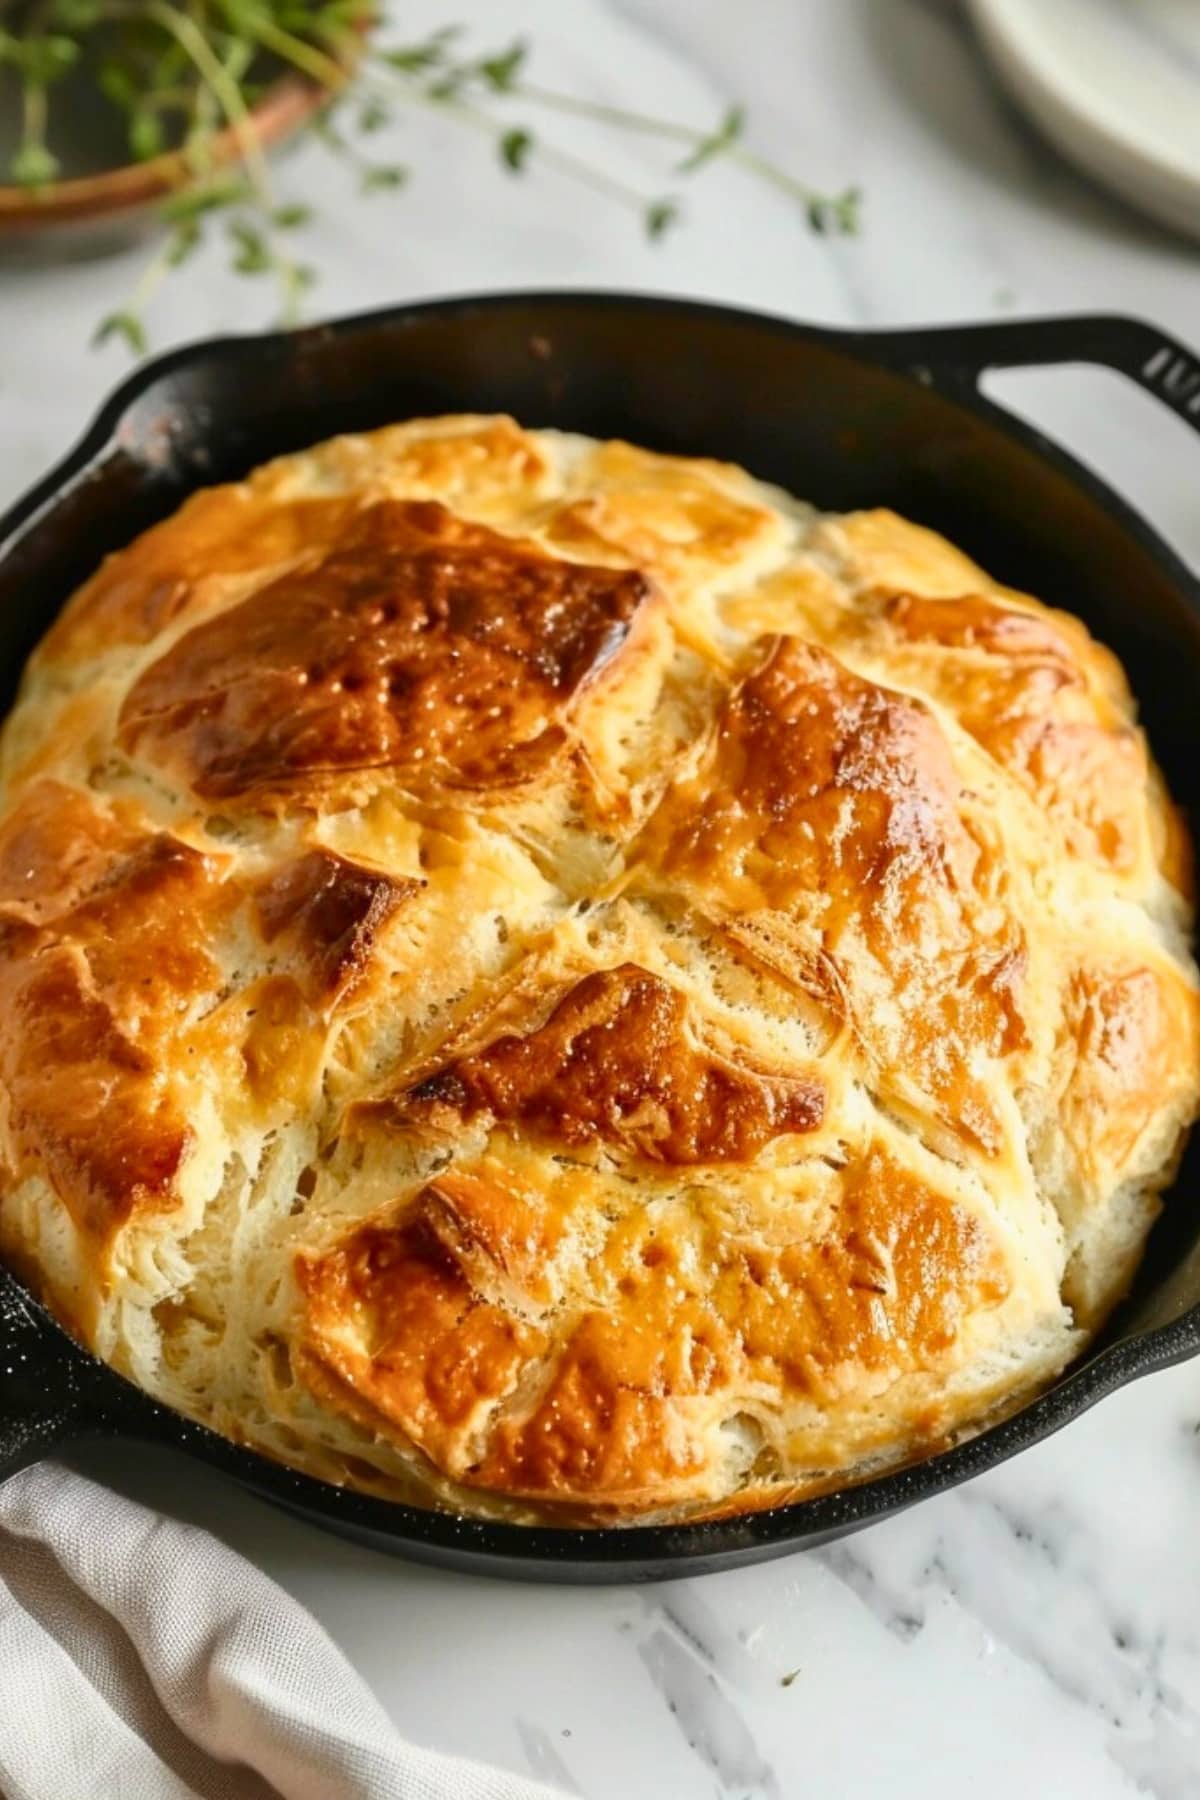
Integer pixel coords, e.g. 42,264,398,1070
253,849,421,1008
42,491,365,661
1,418,1194,1524
118,499,653,802
1060,958,1200,1196
298,1141,1012,1510
882,589,1147,874
0,780,226,1241
401,963,826,1164
639,637,1027,1154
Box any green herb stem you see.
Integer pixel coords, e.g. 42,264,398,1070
244,14,350,94
136,2,319,316
734,143,836,211
509,77,852,216
128,0,273,201
0,9,858,352
13,0,59,186
101,216,186,343
367,60,652,220
510,81,697,150
20,59,48,162
523,132,657,217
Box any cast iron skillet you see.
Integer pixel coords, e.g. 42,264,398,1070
2,293,1200,1583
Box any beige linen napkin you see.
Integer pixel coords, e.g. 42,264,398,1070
0,1462,568,1800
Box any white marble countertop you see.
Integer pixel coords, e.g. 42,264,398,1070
4,2,1200,1795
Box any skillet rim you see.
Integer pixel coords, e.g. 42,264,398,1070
2,287,1199,1577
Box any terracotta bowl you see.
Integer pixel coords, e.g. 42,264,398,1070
0,70,332,253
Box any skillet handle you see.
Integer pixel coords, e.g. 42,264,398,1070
872,314,1200,440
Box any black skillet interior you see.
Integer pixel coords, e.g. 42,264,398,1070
3,293,1200,1581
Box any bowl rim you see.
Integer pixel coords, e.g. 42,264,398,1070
0,65,328,232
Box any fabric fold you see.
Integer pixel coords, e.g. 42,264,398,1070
0,1462,567,1800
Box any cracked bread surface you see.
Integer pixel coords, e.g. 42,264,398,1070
1,412,1196,1524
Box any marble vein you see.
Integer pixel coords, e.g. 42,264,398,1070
516,1721,582,1795
637,1628,783,1800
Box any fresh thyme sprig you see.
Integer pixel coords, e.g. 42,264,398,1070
406,36,862,235
0,6,861,353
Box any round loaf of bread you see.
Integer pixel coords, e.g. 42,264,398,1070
1,415,1196,1524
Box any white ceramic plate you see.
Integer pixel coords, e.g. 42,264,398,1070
968,0,1200,240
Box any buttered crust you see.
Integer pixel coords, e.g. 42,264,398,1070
0,414,1196,1524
